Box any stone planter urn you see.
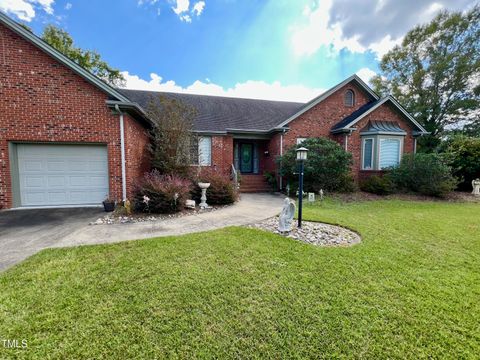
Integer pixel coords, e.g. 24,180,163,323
198,182,211,209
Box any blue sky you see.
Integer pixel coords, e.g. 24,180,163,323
0,0,476,101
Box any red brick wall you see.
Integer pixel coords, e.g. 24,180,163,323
269,83,416,182
281,82,373,150
0,22,145,208
211,135,233,175
348,102,415,177
124,114,151,197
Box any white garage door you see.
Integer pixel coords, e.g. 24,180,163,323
17,144,109,207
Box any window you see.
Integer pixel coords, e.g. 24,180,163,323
296,138,307,145
191,136,212,166
379,138,401,169
198,136,212,166
344,89,355,107
362,138,374,170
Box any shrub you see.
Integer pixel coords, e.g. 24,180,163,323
191,167,238,205
134,170,192,213
263,171,277,191
389,153,458,197
438,135,480,191
280,137,354,192
360,175,395,195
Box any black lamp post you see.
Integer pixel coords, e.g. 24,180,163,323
296,147,308,228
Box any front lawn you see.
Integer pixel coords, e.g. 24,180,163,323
1,200,479,359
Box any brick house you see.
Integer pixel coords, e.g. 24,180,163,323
0,12,427,209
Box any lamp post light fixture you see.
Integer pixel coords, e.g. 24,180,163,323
296,147,308,228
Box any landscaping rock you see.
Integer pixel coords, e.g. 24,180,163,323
248,217,361,247
89,204,230,225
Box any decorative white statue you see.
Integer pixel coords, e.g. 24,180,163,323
278,198,296,233
472,178,480,196
319,189,324,201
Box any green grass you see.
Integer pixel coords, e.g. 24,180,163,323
1,200,479,359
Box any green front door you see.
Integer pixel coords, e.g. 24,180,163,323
240,143,253,173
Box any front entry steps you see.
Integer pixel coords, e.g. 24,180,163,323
240,174,271,193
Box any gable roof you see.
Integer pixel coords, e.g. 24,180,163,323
119,89,304,133
0,11,130,103
273,74,380,130
331,96,428,134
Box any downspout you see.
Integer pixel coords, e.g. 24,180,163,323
115,104,127,202
344,129,354,151
413,137,417,154
279,129,285,190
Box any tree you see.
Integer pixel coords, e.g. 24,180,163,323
438,135,480,191
372,7,480,151
41,25,125,87
147,95,198,176
279,137,354,193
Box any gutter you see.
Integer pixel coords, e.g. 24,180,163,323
115,104,127,202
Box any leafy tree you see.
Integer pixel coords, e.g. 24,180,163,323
372,7,480,151
438,135,480,191
41,25,125,87
147,95,198,176
280,137,354,193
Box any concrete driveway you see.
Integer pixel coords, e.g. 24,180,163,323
0,208,102,271
0,193,284,272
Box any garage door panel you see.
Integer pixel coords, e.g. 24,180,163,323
24,192,46,205
17,144,109,207
47,160,67,172
22,160,44,172
25,176,45,188
47,176,66,187
48,192,67,204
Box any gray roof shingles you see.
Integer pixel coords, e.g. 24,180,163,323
331,100,381,131
119,89,305,132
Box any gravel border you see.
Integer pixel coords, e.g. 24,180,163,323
248,217,361,247
90,205,230,225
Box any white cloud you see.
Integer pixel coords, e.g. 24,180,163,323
356,67,377,84
192,1,205,16
0,0,54,21
291,0,475,58
64,2,72,10
172,0,189,15
139,0,205,22
121,71,325,102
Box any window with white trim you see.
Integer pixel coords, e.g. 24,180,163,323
191,136,212,165
198,136,212,166
362,138,374,170
344,89,355,107
379,138,401,169
296,138,307,145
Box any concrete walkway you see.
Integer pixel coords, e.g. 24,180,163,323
55,193,284,248
0,193,284,271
